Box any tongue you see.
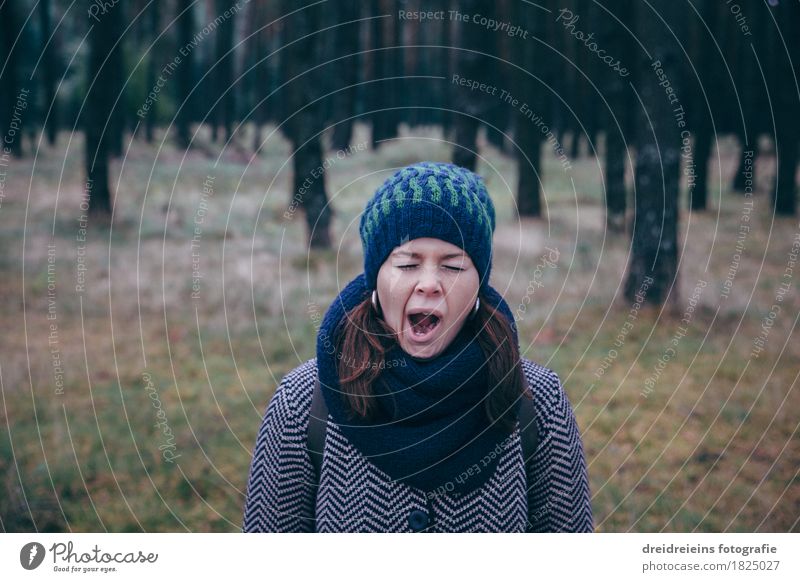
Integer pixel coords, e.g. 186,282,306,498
410,313,439,332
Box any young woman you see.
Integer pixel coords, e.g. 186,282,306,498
243,162,592,532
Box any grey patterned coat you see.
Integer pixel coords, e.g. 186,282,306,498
243,358,593,532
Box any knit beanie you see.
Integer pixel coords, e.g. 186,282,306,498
359,162,496,291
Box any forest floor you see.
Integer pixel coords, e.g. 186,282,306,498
1,123,798,532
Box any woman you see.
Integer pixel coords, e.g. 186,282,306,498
243,162,592,532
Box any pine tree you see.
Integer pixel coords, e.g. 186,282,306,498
86,4,123,215
281,0,332,248
625,2,683,305
175,0,194,149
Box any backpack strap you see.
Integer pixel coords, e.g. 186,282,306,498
308,376,328,482
518,391,540,467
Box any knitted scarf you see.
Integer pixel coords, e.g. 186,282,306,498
315,273,521,497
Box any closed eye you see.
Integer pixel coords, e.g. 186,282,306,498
397,264,464,272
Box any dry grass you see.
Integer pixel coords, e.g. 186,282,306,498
0,126,797,532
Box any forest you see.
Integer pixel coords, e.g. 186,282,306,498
1,0,798,533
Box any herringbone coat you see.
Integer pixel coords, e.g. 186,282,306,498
243,358,593,532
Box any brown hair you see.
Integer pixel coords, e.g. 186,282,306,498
333,292,529,432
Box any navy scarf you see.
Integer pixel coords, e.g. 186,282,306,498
316,274,521,497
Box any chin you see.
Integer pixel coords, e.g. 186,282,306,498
404,346,441,360
400,331,448,360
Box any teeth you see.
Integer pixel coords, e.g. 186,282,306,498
409,312,440,336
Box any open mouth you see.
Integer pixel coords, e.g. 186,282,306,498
407,312,442,341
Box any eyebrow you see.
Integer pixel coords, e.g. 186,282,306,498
391,250,466,260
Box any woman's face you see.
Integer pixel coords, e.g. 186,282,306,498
376,237,480,360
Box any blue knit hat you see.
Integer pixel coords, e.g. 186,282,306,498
360,162,496,291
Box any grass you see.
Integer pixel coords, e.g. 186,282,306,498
0,125,798,532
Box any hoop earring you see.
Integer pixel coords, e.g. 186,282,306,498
470,297,480,319
371,290,382,316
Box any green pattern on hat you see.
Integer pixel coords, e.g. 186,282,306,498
427,176,442,204
410,177,423,204
446,179,459,207
461,182,474,215
393,183,405,208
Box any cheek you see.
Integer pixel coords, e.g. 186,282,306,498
378,276,410,322
449,295,473,320
447,277,480,314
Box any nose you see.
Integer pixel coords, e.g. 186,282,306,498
414,267,443,296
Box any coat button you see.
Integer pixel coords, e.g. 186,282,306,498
408,509,429,532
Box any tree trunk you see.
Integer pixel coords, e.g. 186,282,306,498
248,0,266,153
513,0,545,217
687,0,717,211
772,0,799,216
624,2,683,306
214,0,236,143
330,0,359,151
733,140,758,192
691,130,713,210
575,0,597,158
370,0,400,146
389,0,404,133
774,136,798,216
441,0,454,136
451,0,497,171
175,0,194,149
601,0,631,230
282,0,332,249
40,0,58,146
570,132,581,159
1,0,23,156
605,128,626,231
86,7,120,216
107,2,125,157
452,118,480,172
731,2,770,195
144,1,160,143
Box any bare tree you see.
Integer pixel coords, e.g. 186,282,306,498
330,0,360,151
688,0,717,211
772,0,799,216
512,0,546,217
39,0,58,146
369,0,402,147
175,0,194,149
451,0,497,171
601,0,632,230
624,2,683,305
86,4,123,216
281,0,333,248
144,1,160,143
212,0,236,143
1,0,23,156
